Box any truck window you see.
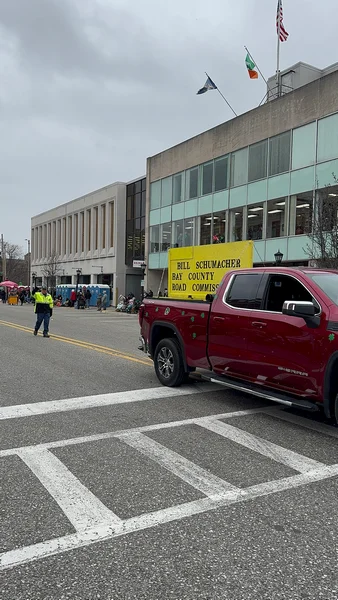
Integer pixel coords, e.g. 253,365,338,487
264,274,314,313
308,273,338,305
226,274,263,309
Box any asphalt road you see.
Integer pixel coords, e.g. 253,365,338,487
1,303,338,599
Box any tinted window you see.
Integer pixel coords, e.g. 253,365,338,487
264,275,313,313
308,273,338,305
226,274,262,309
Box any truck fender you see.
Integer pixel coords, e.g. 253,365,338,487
323,352,338,419
150,321,188,372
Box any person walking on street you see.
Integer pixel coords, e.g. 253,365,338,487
102,291,108,311
85,288,92,308
32,286,54,337
97,294,102,312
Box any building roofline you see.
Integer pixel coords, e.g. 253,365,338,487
31,180,127,220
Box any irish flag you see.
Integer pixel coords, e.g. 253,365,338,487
245,54,258,79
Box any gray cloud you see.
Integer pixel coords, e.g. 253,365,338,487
0,0,336,246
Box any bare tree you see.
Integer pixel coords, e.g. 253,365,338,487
41,252,63,292
305,177,338,269
2,243,26,283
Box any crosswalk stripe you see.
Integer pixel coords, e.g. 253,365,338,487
2,463,338,571
117,431,239,497
0,383,224,421
197,418,324,473
18,448,122,532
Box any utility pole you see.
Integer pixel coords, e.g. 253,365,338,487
1,234,6,281
25,238,31,288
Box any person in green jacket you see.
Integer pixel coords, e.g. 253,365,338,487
32,286,54,338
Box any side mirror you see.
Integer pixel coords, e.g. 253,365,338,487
282,300,316,318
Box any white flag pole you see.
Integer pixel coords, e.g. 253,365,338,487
276,0,281,98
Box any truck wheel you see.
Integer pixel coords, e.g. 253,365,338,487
154,338,185,387
334,394,338,426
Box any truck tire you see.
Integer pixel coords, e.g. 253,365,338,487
154,338,185,387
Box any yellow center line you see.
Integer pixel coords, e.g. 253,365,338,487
0,320,152,367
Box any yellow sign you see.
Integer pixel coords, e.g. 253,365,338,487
168,241,253,299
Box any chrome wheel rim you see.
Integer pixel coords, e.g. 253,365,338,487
157,346,174,379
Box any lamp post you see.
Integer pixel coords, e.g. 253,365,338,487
140,262,146,299
274,249,284,266
25,238,30,288
75,268,82,309
32,271,37,289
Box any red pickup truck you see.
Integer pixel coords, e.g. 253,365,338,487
139,267,338,423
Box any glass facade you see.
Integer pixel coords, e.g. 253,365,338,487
149,111,338,264
125,177,146,266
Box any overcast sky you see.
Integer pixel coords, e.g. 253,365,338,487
0,0,335,248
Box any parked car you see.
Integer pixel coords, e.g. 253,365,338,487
139,267,338,423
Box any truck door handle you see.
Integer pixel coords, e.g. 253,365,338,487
213,316,225,322
252,321,267,328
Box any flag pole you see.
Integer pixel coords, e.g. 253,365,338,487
205,72,237,117
276,1,281,98
244,47,268,85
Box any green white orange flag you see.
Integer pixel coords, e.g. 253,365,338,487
245,54,258,79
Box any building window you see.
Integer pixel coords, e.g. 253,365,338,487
269,131,291,176
62,219,66,255
292,122,316,170
47,222,51,257
230,148,248,187
247,204,264,240
57,220,61,256
212,212,226,243
87,210,91,251
68,216,72,254
200,215,212,245
150,225,159,253
267,198,286,239
74,214,78,253
214,156,228,192
161,177,172,207
160,222,172,251
109,202,114,248
230,209,244,242
94,207,98,250
80,212,84,253
150,180,161,209
290,193,313,235
43,224,47,258
248,140,268,182
188,167,199,199
125,178,146,266
184,218,195,247
101,204,106,249
52,221,56,254
173,172,183,204
317,113,338,163
202,162,213,195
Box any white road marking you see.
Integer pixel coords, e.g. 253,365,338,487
0,383,224,421
2,463,338,572
0,408,265,458
117,431,239,496
18,448,121,532
198,418,324,473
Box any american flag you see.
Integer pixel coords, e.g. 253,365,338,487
276,0,289,42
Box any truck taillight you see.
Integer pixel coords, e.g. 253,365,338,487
139,304,145,326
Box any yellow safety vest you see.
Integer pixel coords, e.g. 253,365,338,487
33,292,54,313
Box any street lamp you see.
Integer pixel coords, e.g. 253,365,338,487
274,249,284,266
32,271,37,289
75,268,82,309
140,262,146,299
25,238,30,288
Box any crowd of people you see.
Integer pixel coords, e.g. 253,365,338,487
0,286,109,311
